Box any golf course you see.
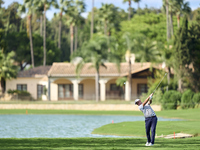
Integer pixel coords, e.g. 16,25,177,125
0,108,200,149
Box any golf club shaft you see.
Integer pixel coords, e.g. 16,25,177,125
153,73,167,94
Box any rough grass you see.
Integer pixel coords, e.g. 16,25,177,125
0,137,200,150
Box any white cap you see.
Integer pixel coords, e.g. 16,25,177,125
135,99,140,105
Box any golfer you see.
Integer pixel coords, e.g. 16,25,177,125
135,93,157,146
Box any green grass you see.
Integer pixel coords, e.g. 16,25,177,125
0,137,200,150
0,108,200,121
92,121,200,137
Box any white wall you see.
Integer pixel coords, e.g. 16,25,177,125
6,77,48,99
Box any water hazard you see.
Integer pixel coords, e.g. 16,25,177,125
0,115,179,138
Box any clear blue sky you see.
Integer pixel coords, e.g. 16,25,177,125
3,0,200,20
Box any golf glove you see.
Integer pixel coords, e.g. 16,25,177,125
150,95,153,100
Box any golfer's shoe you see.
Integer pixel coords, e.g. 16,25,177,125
145,142,150,146
147,143,154,146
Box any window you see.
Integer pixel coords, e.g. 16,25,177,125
110,84,120,91
17,84,27,91
79,84,83,98
58,84,73,99
137,84,148,96
37,85,46,99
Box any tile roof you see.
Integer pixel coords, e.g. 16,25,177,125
18,66,51,77
48,62,154,77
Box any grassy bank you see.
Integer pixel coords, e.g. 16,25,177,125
92,108,200,137
92,121,200,137
0,137,200,150
0,108,200,121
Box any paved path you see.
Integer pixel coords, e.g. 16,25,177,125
0,104,161,111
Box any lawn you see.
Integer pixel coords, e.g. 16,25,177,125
0,137,200,150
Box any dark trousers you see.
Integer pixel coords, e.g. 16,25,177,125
145,116,157,144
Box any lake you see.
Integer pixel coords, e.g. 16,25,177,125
0,115,179,138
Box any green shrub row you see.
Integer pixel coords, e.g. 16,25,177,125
162,89,200,110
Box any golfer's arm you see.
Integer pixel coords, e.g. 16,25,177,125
142,96,150,106
148,100,152,105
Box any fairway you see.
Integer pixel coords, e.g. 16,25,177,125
0,137,200,150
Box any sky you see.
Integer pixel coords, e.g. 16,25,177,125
3,0,200,20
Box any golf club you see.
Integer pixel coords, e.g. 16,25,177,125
152,73,168,94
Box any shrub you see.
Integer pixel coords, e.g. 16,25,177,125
162,90,181,110
7,89,31,100
192,93,200,108
181,89,195,109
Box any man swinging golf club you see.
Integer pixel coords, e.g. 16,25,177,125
135,93,157,146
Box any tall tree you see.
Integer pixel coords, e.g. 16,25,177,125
133,0,141,10
175,0,191,28
34,0,58,66
187,10,200,92
18,0,35,68
90,0,94,38
0,50,18,93
123,0,133,20
65,0,85,54
59,0,73,50
172,16,190,92
97,4,117,36
74,35,109,102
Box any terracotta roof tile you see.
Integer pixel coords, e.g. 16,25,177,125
48,62,153,77
18,66,51,77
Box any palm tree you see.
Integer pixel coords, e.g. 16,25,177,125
123,0,133,20
0,50,18,93
133,0,141,10
65,0,85,54
175,0,191,28
122,32,133,101
74,35,109,102
59,0,72,49
34,0,58,66
18,0,35,68
98,4,117,36
90,0,94,39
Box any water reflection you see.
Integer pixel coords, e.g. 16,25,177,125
0,115,179,138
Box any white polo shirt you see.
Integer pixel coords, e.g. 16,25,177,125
138,104,156,118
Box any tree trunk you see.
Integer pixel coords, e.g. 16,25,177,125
178,78,182,92
58,12,62,49
28,15,34,68
167,67,171,85
128,57,132,100
70,24,74,54
43,4,46,66
95,70,99,102
128,0,131,20
0,77,5,94
177,14,180,28
170,12,174,36
104,20,107,35
75,26,78,51
166,0,171,41
40,15,43,37
90,0,94,39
